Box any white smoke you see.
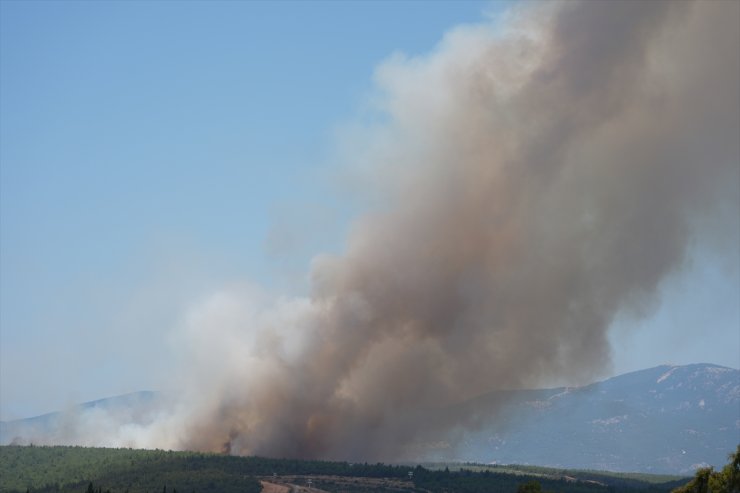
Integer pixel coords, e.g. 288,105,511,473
7,0,738,461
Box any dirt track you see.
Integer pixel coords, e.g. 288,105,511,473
260,479,330,493
260,475,419,493
260,481,291,493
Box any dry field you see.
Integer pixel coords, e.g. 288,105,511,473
260,475,419,493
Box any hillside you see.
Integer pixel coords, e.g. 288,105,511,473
2,364,737,474
451,363,739,473
0,392,166,447
0,445,689,493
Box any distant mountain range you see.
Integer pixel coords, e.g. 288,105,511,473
450,363,739,474
0,391,165,448
1,363,737,474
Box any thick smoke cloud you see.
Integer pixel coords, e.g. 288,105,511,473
10,0,739,460
170,0,738,460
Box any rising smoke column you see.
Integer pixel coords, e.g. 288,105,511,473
111,0,739,459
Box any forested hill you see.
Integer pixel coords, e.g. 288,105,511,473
0,445,689,493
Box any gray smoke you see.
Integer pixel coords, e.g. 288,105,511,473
166,0,738,460
13,0,738,460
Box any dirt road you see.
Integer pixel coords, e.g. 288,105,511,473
260,480,330,493
259,481,291,493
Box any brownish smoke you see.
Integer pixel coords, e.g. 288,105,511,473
172,0,738,460
26,0,734,460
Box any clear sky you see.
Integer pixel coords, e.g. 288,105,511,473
1,0,738,421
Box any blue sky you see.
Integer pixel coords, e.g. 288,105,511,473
1,0,737,421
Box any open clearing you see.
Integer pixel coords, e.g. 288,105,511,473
260,475,418,493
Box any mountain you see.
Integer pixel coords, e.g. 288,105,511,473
450,363,739,474
0,391,163,446
1,364,737,474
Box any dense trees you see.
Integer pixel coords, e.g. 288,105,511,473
517,480,543,493
1,444,720,493
85,483,110,493
672,446,740,493
411,468,609,493
0,446,261,493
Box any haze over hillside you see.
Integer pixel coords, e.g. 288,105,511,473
2,364,737,474
453,363,739,474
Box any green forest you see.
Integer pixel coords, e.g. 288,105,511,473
0,445,730,493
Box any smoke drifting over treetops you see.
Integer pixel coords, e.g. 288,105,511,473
15,0,739,460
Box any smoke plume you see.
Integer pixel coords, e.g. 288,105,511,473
11,0,739,460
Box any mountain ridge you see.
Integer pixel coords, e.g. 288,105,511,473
2,363,737,474
447,363,739,474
